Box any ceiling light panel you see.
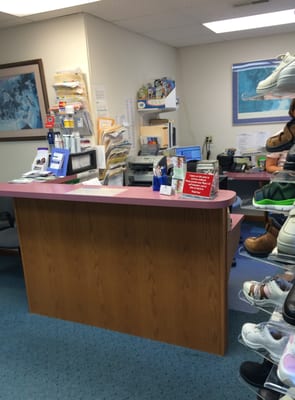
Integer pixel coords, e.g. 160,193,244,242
203,8,295,33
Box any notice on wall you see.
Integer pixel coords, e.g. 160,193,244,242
94,84,109,117
182,172,215,199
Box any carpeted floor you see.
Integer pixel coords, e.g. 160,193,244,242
0,222,278,400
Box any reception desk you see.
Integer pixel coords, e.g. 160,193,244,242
0,182,241,355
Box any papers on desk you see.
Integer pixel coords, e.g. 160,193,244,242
81,177,102,186
67,187,127,196
9,178,35,184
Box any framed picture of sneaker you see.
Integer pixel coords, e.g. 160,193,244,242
0,58,49,141
232,58,291,125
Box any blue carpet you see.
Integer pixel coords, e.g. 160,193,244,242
0,244,269,400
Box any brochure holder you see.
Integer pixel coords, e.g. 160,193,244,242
47,148,70,177
137,88,176,110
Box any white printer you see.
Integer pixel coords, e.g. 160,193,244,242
125,155,167,186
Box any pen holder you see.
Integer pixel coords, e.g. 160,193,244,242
153,175,167,191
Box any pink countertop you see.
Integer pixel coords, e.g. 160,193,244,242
0,182,236,209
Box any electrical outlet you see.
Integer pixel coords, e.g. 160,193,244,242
205,136,213,144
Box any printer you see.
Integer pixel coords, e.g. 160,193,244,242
125,155,167,186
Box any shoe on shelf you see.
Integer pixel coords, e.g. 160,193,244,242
283,283,295,326
256,387,282,400
239,358,273,388
256,52,295,95
277,208,295,256
266,124,295,153
276,59,295,94
285,142,295,162
277,333,295,387
243,222,279,257
241,322,289,362
242,276,292,307
252,182,295,211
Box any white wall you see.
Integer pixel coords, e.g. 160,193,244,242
0,15,89,181
85,14,177,150
177,33,295,159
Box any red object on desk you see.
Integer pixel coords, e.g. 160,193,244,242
182,172,214,198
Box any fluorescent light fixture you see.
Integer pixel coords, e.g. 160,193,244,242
203,8,295,33
0,0,100,17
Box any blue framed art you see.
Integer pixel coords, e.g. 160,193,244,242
232,58,291,125
0,59,49,141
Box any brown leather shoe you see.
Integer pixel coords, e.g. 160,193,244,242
266,123,295,152
244,223,279,257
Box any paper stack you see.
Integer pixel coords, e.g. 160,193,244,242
53,69,90,111
100,125,131,185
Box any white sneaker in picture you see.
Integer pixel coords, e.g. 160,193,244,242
276,60,295,94
242,276,291,307
241,322,289,362
277,333,295,387
256,52,295,95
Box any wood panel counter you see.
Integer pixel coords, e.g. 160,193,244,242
0,182,240,355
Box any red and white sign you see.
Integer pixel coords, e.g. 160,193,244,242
45,115,55,129
182,172,214,198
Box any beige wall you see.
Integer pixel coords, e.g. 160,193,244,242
0,13,177,181
177,33,295,158
0,15,90,181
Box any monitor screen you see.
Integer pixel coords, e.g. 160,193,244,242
175,145,202,162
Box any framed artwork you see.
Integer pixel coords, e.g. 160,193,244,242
232,58,291,125
0,59,49,141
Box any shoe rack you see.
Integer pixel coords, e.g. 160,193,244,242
238,226,295,399
237,57,295,399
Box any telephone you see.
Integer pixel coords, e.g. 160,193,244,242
231,162,247,173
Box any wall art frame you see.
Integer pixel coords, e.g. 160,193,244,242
232,58,291,125
0,58,49,141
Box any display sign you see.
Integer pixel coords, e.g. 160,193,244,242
47,148,70,177
182,172,215,199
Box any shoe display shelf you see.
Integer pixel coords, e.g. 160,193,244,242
238,307,295,399
264,364,295,399
238,246,295,273
238,250,295,399
238,307,295,362
270,171,295,184
237,374,274,400
238,290,281,316
238,60,295,398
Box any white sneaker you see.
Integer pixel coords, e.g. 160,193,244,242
277,208,295,256
256,52,295,95
241,322,289,362
243,276,291,307
277,333,295,387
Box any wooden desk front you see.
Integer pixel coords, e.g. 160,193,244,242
0,183,238,356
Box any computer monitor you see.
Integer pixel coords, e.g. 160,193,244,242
175,145,202,162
